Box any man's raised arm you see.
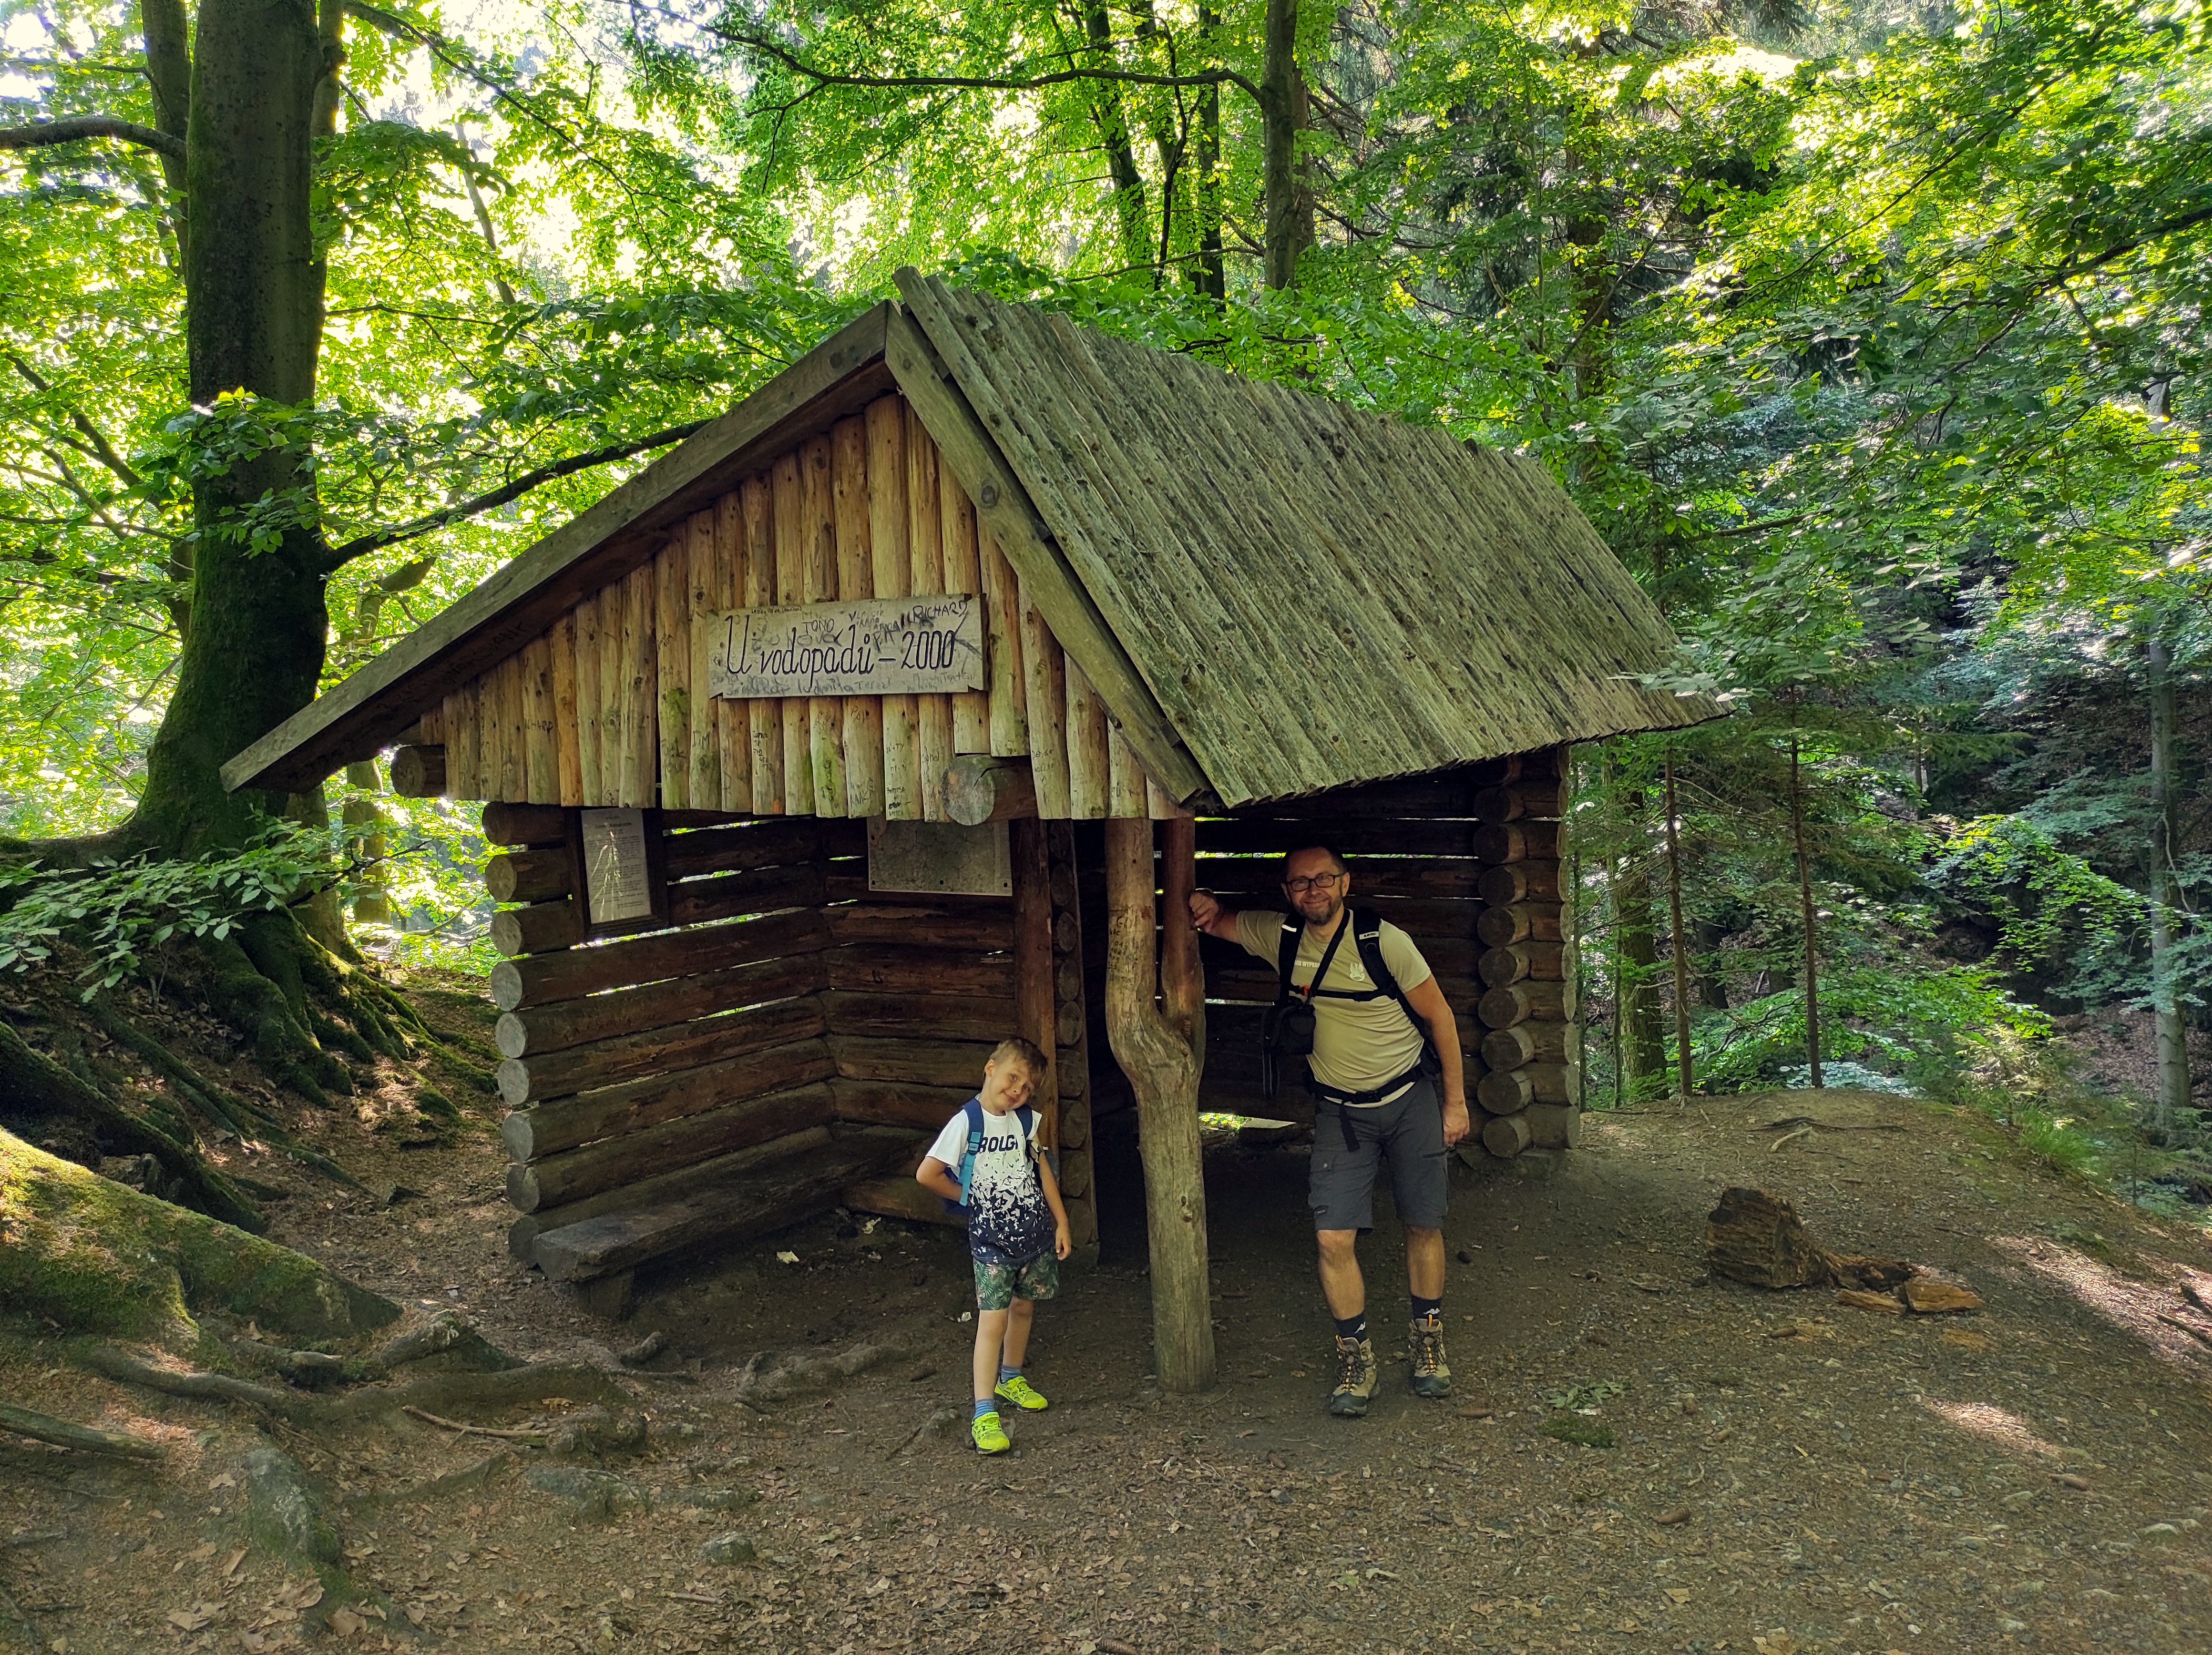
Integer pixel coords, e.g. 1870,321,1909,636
1188,889,1241,942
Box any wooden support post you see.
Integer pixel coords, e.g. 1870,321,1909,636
712,489,751,813
979,531,1029,758
1159,815,1205,1079
553,613,584,806
686,506,721,813
801,435,845,816
908,403,952,819
1010,819,1059,1135
832,415,883,817
771,453,813,815
742,475,783,813
941,464,990,754
1104,816,1214,1394
946,756,1037,826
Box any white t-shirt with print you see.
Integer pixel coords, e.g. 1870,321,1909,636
925,1102,1054,1264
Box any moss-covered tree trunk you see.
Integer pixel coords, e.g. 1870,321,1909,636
134,0,328,858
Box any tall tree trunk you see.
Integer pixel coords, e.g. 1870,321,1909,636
136,0,331,857
1662,749,1693,1100
2147,629,2191,1140
1616,792,1664,1098
1260,0,1310,290
140,0,191,263
1192,3,1226,302
1104,817,1213,1394
1790,732,1823,1088
1078,1,1153,271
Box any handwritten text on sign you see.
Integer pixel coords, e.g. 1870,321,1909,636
707,595,984,699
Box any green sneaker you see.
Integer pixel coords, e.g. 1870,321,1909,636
993,1375,1049,1411
970,1410,1011,1454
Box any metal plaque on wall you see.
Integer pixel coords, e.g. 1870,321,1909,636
866,817,1012,897
707,594,984,698
579,807,656,926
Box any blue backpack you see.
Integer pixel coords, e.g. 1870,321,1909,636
942,1097,1038,1219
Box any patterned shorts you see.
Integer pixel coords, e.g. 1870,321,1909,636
973,1251,1060,1312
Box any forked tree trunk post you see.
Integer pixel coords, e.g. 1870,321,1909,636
1104,816,1214,1393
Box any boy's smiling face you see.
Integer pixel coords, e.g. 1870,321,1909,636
979,1054,1038,1115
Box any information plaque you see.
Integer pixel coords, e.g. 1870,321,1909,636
579,807,656,927
707,594,984,699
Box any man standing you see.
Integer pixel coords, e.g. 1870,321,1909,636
1189,846,1471,1418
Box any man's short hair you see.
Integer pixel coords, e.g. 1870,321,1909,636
1280,844,1349,880
989,1036,1049,1076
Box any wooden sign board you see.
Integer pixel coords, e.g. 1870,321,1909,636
575,807,669,936
708,595,984,699
866,817,1012,897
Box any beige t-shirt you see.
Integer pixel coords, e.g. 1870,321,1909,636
1233,909,1433,1100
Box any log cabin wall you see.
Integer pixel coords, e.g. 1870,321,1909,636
1093,751,1579,1161
398,393,1171,823
484,801,1100,1287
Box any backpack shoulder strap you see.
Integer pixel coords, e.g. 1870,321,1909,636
1353,908,1423,1033
955,1097,988,1197
1275,915,1301,1000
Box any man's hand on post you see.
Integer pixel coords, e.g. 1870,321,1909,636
1188,889,1222,933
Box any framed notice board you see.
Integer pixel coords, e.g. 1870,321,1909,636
567,807,670,938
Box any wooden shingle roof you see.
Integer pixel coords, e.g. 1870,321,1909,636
895,273,1717,807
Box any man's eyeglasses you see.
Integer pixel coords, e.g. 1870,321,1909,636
1282,872,1344,894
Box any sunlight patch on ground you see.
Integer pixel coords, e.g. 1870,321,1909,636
1918,1396,2069,1462
1992,1234,2212,1378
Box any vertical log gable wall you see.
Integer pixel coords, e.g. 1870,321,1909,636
409,392,1168,822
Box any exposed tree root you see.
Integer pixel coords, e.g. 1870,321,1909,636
0,1400,165,1458
82,997,371,1195
323,1362,632,1423
0,1127,396,1349
0,1022,263,1232
80,1345,318,1420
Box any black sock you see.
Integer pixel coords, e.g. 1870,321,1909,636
1411,1294,1443,1323
1333,1313,1368,1343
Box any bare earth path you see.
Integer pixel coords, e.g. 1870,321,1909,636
5,1086,2210,1654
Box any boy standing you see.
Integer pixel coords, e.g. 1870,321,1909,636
916,1036,1072,1454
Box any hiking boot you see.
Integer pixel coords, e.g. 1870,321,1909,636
994,1375,1049,1411
1327,1335,1378,1418
970,1410,1011,1454
1408,1313,1453,1399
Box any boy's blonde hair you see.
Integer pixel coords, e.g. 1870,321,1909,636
987,1036,1048,1077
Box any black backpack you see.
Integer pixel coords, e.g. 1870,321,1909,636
1259,906,1438,1103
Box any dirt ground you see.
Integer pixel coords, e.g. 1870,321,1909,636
7,1011,2212,1655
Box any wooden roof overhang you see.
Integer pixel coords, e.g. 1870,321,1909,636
224,276,1720,809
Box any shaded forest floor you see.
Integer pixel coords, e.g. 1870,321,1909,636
5,975,2212,1655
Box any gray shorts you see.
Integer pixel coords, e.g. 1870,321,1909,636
1308,1076,1450,1233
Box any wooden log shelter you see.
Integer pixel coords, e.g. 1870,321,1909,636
225,273,1720,1359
